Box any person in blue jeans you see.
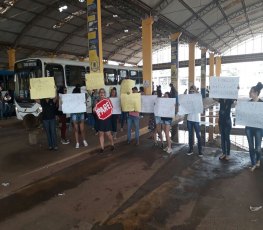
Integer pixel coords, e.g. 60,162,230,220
218,99,235,161
187,85,202,156
127,87,140,145
245,82,263,172
36,97,58,151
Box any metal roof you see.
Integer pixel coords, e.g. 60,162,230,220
0,0,262,69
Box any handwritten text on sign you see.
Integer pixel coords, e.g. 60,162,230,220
209,77,239,99
95,99,113,120
178,94,203,115
154,98,175,118
62,93,86,114
141,95,157,113
30,77,56,99
235,101,263,129
109,97,121,114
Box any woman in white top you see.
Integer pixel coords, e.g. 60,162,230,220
187,85,203,156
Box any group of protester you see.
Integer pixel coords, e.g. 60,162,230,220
39,80,263,173
39,85,145,153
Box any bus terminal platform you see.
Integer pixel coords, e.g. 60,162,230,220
0,100,263,230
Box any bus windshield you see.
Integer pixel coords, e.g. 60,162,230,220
14,59,42,102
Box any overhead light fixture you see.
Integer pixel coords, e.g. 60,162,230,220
124,29,129,33
58,5,68,12
113,14,118,18
79,0,85,2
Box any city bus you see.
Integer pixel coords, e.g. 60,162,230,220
14,57,143,120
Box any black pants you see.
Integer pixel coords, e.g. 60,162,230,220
219,119,232,155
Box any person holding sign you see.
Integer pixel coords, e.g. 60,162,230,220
127,87,140,145
71,85,88,149
36,97,58,151
94,88,114,153
245,82,263,172
57,87,70,145
186,86,203,156
161,92,173,154
110,87,118,139
217,98,235,161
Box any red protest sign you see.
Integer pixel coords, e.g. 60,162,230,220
95,98,113,120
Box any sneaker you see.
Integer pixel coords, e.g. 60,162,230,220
48,147,53,151
187,150,194,156
83,140,88,147
250,165,256,172
163,147,168,152
110,145,115,151
127,141,130,145
219,154,226,160
54,146,58,151
135,141,139,146
95,132,98,136
198,153,203,157
225,156,230,161
154,142,158,146
256,161,260,168
75,143,80,149
99,148,104,154
121,128,123,132
166,148,172,154
61,139,69,145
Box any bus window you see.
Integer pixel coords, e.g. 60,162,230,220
104,68,117,85
129,70,139,84
45,64,64,88
86,67,90,73
138,71,143,84
118,69,128,84
65,65,86,87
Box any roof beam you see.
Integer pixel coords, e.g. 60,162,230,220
240,0,253,36
197,1,263,39
178,0,229,49
152,0,174,14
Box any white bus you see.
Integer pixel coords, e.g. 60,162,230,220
14,57,143,120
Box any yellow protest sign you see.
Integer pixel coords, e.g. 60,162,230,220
30,77,56,99
85,72,105,90
121,93,141,112
120,79,135,94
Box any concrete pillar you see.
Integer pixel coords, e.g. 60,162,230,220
188,42,196,89
215,56,221,77
170,32,181,143
200,48,207,146
209,53,215,142
87,0,103,73
7,48,16,71
142,17,154,95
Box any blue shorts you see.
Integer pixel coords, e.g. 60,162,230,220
161,118,172,125
71,113,85,122
155,116,162,124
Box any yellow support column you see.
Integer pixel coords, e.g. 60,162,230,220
142,17,154,95
7,48,16,71
87,0,103,73
188,42,196,89
215,56,221,77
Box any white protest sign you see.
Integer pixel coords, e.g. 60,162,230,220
235,100,263,128
141,95,157,113
178,94,203,115
154,98,175,118
110,97,121,114
62,93,86,114
209,76,239,99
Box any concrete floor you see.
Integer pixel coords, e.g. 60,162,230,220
0,117,263,230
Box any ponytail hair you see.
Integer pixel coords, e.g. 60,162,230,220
251,82,263,96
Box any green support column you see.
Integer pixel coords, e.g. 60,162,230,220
87,0,103,73
170,32,181,143
188,42,196,89
142,17,153,95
